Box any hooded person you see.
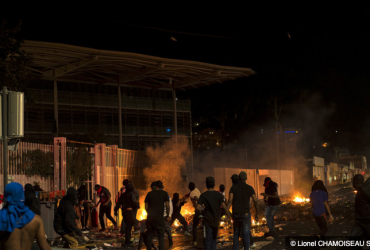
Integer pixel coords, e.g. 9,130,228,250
24,183,41,215
115,179,129,234
76,185,89,230
260,177,280,237
33,185,43,192
115,183,136,247
0,182,50,250
54,187,88,249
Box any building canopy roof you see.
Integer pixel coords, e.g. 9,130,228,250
24,40,255,90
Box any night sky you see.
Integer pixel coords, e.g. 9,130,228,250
2,2,370,156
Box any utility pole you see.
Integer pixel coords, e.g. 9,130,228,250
274,98,281,170
245,144,248,169
2,86,7,192
1,86,24,192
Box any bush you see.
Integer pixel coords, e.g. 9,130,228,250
24,149,53,178
66,147,93,187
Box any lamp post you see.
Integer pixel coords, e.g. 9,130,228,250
1,86,24,192
2,86,7,192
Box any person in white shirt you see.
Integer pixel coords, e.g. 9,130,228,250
177,182,201,246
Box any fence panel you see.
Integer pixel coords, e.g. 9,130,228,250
0,141,54,192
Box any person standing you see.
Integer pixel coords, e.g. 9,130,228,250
156,180,173,247
115,179,129,234
219,184,226,198
171,193,190,235
310,180,333,239
0,182,51,250
145,181,170,250
94,184,117,232
177,182,201,246
77,185,89,230
197,177,232,250
260,177,280,237
54,187,89,248
351,174,370,245
24,183,41,215
132,181,140,232
228,172,259,250
115,183,136,247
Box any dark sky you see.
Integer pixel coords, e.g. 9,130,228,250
2,2,370,154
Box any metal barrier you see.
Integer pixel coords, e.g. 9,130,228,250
0,141,54,192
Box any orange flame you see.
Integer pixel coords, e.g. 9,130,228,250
293,195,310,203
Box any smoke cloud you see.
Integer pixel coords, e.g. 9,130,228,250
137,135,193,219
193,92,335,197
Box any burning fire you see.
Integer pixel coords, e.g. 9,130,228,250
354,190,357,194
138,208,147,220
136,195,195,223
252,217,266,226
293,195,310,203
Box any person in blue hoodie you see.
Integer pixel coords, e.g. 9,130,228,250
0,182,50,250
310,180,333,239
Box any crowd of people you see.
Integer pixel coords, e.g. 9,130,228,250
0,173,369,250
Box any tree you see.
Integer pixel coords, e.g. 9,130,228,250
66,147,93,187
24,149,54,178
0,19,33,93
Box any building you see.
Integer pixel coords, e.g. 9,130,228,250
340,155,367,175
22,41,255,152
25,81,191,150
193,128,223,151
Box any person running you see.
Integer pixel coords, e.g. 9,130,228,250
197,177,232,250
260,177,280,237
177,182,201,246
228,172,259,250
310,180,333,239
54,187,89,248
171,193,190,235
351,174,370,244
0,182,51,250
94,184,117,232
77,185,89,230
145,181,170,250
24,183,41,215
115,182,136,247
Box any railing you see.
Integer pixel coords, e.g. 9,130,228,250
0,142,54,192
29,89,191,112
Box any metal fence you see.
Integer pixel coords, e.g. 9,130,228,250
93,143,148,228
0,141,54,192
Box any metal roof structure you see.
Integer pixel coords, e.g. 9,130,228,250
23,40,255,90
